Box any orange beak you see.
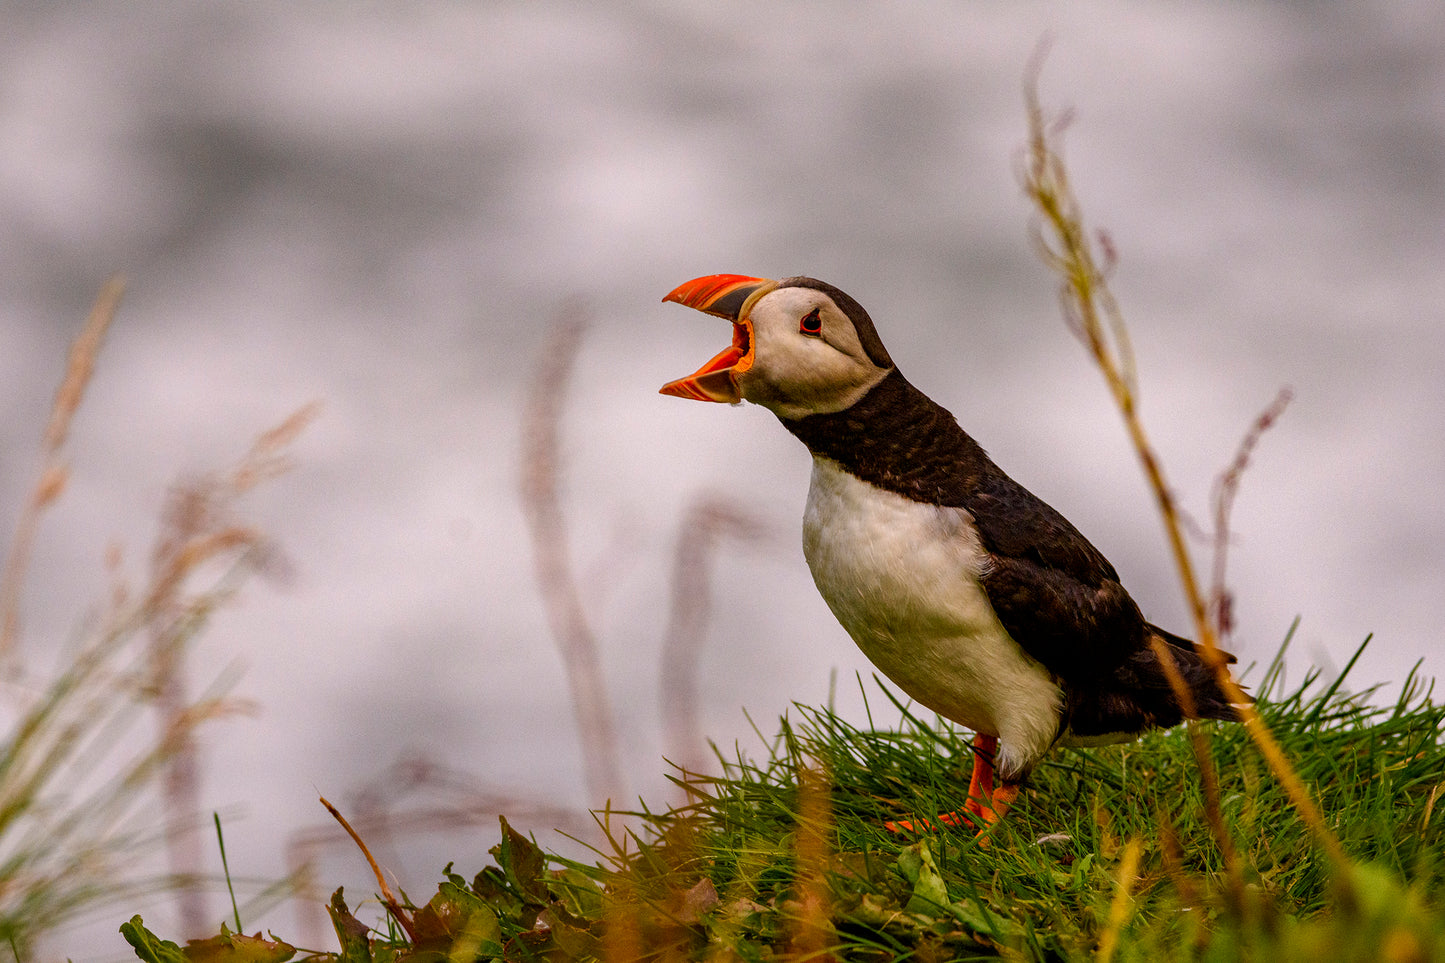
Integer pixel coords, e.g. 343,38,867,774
659,274,778,403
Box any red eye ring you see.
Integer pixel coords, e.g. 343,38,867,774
799,307,823,336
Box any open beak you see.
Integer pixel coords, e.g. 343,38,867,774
660,274,778,403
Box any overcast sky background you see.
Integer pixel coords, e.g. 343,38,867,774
2,2,1443,956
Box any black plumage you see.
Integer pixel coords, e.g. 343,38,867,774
782,365,1244,742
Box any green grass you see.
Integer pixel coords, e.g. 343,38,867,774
121,634,1445,962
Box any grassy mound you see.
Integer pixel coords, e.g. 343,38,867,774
122,641,1445,962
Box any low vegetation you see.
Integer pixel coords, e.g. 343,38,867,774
122,647,1445,961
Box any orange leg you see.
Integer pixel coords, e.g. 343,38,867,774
886,734,1019,837
961,733,997,824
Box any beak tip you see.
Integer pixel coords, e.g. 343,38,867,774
659,374,740,404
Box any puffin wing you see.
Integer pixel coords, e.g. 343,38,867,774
969,475,1250,735
964,472,1149,683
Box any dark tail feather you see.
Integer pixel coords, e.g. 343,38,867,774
1148,624,1253,721
1065,625,1251,739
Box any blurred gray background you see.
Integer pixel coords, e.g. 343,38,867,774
2,2,1442,956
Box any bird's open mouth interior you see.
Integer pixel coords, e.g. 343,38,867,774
659,318,753,402
724,319,752,371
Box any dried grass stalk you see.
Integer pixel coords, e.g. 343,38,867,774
0,276,125,665
1020,68,1351,882
660,495,767,794
143,404,317,936
519,312,625,808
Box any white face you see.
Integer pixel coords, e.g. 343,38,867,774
736,286,892,420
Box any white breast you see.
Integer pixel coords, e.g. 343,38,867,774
801,457,1063,778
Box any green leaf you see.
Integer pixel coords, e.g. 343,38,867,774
326,889,372,963
538,907,599,959
417,893,502,960
546,866,606,922
469,865,521,917
413,879,496,946
897,841,949,916
489,816,548,905
949,897,1024,945
120,917,187,963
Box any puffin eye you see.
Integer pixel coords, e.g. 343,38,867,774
799,307,823,336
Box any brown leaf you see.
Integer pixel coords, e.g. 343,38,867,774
676,877,719,924
182,927,295,963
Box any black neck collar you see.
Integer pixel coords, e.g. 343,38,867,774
779,370,996,506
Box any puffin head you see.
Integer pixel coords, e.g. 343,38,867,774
660,274,894,420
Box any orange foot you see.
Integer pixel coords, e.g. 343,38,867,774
885,734,1020,842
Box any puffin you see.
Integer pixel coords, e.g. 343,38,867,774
659,273,1247,832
